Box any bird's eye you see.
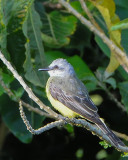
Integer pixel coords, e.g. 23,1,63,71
54,65,59,69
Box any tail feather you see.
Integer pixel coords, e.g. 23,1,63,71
97,119,125,147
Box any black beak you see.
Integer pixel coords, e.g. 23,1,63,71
38,67,53,71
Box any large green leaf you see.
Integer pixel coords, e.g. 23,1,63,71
48,11,77,47
0,94,32,143
118,82,128,112
6,0,34,73
0,0,13,48
23,4,47,88
0,0,14,59
36,5,77,48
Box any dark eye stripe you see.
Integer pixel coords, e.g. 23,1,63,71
54,65,59,69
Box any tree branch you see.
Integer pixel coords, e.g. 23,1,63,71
79,0,103,32
58,0,128,73
19,101,65,134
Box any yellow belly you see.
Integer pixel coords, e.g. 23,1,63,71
46,78,78,118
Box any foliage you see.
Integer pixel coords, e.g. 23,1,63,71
0,0,128,159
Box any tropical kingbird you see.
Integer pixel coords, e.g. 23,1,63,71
39,58,125,147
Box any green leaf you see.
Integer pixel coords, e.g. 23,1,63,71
95,67,117,89
13,87,24,99
65,124,74,133
95,35,110,57
0,94,32,143
111,18,128,31
104,78,116,89
0,0,15,61
118,82,128,111
6,0,34,73
41,10,77,48
99,141,112,149
0,0,14,49
23,4,47,88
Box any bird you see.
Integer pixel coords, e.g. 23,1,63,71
39,58,125,147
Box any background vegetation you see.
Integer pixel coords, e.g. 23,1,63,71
0,0,128,159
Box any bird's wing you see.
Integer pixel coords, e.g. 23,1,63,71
49,81,101,124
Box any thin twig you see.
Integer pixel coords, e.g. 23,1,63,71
19,101,65,134
79,0,103,32
0,51,58,118
58,0,128,73
21,101,54,118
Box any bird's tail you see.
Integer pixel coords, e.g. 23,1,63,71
97,119,125,147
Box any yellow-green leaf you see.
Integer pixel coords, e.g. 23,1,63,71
91,0,122,74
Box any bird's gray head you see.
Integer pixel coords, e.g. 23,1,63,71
39,58,75,77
